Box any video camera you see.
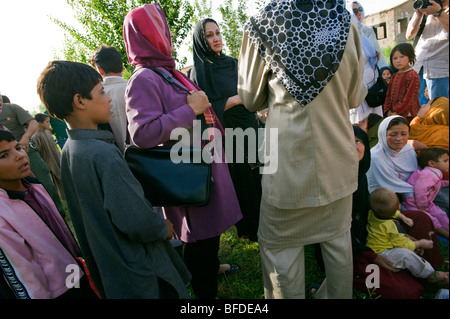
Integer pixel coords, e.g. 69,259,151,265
413,0,443,10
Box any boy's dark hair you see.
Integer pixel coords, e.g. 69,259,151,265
1,95,10,103
390,43,416,70
36,60,102,120
91,46,124,74
369,187,399,219
34,113,50,123
0,130,16,143
417,148,449,169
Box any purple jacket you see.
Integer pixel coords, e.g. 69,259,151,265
126,67,242,242
405,167,449,208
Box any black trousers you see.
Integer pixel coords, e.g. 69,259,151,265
183,235,220,299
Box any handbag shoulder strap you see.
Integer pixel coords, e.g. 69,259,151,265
140,66,191,94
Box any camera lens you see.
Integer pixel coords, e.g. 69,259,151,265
413,0,424,9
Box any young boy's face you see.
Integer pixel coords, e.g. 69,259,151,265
0,140,30,190
83,82,113,125
39,117,51,130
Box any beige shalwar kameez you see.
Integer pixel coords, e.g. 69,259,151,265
238,17,367,299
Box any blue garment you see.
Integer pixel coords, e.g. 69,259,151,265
426,77,449,100
418,67,430,106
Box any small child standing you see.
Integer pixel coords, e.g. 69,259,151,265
366,187,449,287
36,60,191,299
403,148,449,240
383,43,420,123
31,113,64,201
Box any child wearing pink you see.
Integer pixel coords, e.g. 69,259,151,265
404,149,449,240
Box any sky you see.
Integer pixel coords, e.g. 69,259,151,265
0,0,409,113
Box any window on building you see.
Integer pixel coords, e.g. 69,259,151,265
373,22,387,40
397,18,408,35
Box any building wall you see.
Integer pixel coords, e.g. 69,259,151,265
363,0,416,48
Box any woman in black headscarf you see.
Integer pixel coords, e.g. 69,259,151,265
190,19,262,242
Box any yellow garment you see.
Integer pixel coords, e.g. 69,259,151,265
410,97,449,150
366,210,416,254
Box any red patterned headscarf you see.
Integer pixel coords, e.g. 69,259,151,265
123,3,174,69
123,4,218,135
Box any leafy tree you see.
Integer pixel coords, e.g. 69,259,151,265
51,0,194,74
191,0,213,24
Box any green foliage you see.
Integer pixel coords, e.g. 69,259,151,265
51,0,194,73
217,0,248,59
191,0,213,24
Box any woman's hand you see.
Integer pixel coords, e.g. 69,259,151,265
224,95,243,111
387,110,398,117
407,139,428,151
373,254,401,273
187,91,212,116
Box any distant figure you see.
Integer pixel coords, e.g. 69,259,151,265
91,45,128,153
32,113,65,201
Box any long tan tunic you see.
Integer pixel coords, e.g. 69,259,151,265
238,18,367,248
32,129,65,201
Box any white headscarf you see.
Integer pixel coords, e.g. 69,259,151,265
366,116,419,196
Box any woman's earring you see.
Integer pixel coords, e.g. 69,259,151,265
409,61,414,67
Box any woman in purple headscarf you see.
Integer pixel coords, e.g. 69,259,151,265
123,4,242,299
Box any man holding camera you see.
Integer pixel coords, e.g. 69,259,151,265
406,0,449,103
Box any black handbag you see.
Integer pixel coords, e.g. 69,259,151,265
125,145,212,207
125,66,212,207
365,66,388,108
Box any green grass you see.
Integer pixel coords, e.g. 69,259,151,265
63,202,448,300
216,226,449,299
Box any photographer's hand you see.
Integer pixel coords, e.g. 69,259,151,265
420,1,449,32
419,0,442,15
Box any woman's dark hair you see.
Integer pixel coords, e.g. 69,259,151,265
417,148,449,169
387,116,410,131
0,130,16,143
390,43,416,71
36,60,102,120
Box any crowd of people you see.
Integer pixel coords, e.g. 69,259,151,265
0,0,448,300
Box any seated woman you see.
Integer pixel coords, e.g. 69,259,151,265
318,126,444,298
367,116,421,198
410,97,449,152
367,115,449,227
